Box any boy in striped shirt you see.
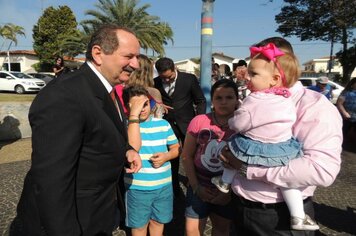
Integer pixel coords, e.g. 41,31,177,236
122,85,180,236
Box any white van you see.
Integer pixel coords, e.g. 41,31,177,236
0,71,46,94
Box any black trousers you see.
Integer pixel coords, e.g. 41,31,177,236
231,194,316,236
168,120,186,197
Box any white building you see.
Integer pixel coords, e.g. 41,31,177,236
302,56,356,78
212,52,236,72
0,50,38,73
0,50,84,73
175,59,199,75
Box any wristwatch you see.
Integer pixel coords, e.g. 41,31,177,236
238,163,248,178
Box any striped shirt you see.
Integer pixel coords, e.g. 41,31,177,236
124,116,178,190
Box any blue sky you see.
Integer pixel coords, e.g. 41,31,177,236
0,0,340,65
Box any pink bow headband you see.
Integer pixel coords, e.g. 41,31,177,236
250,43,287,86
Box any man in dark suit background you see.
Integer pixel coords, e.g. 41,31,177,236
154,57,206,196
10,25,142,236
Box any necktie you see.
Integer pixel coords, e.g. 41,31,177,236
167,83,175,97
110,89,123,121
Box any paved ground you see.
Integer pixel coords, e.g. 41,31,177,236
0,138,355,236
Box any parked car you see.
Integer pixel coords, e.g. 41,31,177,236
0,71,46,94
299,77,344,104
28,72,55,84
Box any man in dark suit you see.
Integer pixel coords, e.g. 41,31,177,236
10,25,142,236
154,57,206,195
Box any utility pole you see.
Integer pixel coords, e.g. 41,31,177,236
39,0,45,33
7,43,11,71
200,0,215,112
328,35,334,76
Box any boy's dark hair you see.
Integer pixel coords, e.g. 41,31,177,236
211,79,238,98
155,57,175,73
122,85,149,109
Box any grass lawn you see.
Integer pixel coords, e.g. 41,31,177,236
0,92,36,102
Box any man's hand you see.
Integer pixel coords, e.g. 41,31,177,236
219,145,243,170
125,149,142,173
161,104,173,114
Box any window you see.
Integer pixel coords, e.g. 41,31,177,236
2,63,21,72
0,72,9,79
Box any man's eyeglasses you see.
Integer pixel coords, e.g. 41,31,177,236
159,70,176,83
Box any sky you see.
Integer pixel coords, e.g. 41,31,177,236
0,0,341,65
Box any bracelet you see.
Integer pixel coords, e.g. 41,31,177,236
128,119,140,123
129,115,139,118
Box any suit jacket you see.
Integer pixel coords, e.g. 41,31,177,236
154,71,206,137
12,63,128,236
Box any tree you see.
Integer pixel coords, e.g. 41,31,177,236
56,29,88,59
0,23,25,71
81,0,173,56
275,0,356,82
336,44,356,82
33,5,78,70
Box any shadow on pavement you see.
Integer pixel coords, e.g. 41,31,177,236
315,203,356,235
0,115,22,143
342,143,356,154
0,138,20,150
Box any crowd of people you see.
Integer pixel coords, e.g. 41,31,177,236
9,24,346,236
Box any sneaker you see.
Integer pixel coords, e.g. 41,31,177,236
211,176,230,193
291,214,320,231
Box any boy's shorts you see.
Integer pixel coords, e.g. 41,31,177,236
185,186,234,220
125,184,173,228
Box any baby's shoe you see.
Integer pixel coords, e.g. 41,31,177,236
211,176,230,193
291,214,320,231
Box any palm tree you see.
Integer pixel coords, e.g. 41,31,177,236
0,23,25,71
56,29,88,58
81,0,173,56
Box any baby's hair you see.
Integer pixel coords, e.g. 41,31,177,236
251,40,300,87
122,85,149,109
211,79,238,98
276,52,301,87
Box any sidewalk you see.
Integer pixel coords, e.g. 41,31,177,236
1,139,355,235
0,138,32,164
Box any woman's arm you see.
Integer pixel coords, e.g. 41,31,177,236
336,96,350,119
181,133,200,191
53,66,64,74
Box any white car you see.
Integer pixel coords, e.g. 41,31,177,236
28,72,55,84
0,71,46,94
299,77,344,104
